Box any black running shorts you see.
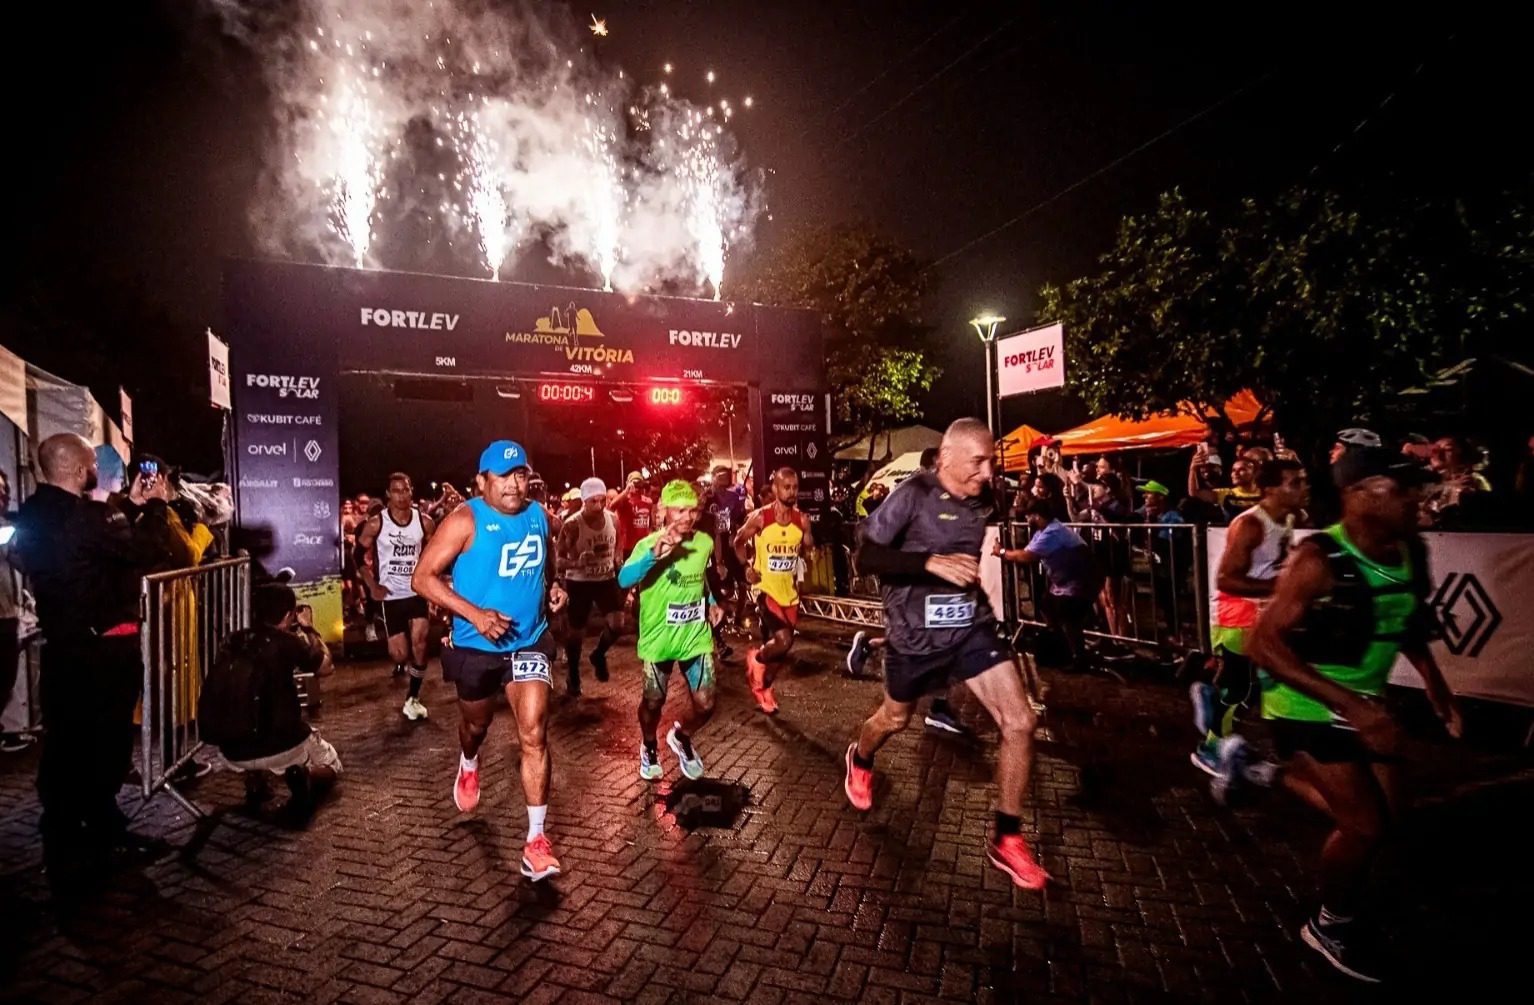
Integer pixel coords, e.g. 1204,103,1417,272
1269,718,1400,765
883,621,1014,704
382,595,429,637
441,633,557,702
565,578,623,628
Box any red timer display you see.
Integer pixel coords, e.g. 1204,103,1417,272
536,382,597,403
533,382,686,406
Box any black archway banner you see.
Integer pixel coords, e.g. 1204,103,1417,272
224,259,825,639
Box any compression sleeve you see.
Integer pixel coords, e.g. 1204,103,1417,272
855,534,929,577
618,547,658,589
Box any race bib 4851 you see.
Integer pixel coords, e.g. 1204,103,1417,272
924,594,975,629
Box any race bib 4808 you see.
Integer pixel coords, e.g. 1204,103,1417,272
924,594,976,629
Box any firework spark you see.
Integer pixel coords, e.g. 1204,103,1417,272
588,14,607,36
322,68,386,267
232,0,761,294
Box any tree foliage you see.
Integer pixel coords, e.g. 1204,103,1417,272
1039,187,1533,454
728,225,939,458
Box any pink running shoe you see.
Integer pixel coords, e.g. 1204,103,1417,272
988,834,1050,890
453,761,480,813
844,743,873,811
520,835,561,881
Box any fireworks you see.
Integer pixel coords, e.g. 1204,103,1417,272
460,112,513,280
248,1,760,295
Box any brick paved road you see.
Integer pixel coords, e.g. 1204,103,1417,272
2,627,1530,1002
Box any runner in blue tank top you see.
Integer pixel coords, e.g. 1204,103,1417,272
413,440,569,882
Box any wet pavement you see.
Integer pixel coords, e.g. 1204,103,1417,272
2,626,1530,1002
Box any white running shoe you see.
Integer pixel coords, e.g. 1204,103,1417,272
666,723,705,780
639,744,663,781
402,696,429,721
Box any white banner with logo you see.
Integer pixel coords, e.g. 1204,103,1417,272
119,386,134,447
1207,528,1534,708
208,329,232,410
996,322,1065,398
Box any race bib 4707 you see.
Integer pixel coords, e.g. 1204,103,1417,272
924,594,976,629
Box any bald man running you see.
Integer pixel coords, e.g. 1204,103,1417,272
843,419,1048,889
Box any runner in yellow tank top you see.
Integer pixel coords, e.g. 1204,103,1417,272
733,467,816,714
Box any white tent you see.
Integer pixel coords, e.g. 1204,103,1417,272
866,450,927,490
835,425,942,464
1,343,130,736
0,345,130,468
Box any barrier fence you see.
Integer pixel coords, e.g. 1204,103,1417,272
803,520,1211,663
138,557,250,815
1003,522,1210,657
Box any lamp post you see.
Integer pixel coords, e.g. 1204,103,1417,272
969,314,1006,437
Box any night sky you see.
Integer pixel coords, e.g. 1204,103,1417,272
5,1,1526,479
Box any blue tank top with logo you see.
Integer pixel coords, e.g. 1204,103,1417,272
451,498,551,653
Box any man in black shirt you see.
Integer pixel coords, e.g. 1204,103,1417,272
203,584,339,813
12,434,164,862
843,419,1049,890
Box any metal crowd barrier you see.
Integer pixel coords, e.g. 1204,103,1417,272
1003,521,1210,658
800,520,1212,665
138,557,251,815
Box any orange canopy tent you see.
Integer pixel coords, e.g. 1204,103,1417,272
1001,391,1267,472
998,424,1049,470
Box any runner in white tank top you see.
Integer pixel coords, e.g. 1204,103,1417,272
556,478,627,695
356,473,437,720
1190,458,1309,792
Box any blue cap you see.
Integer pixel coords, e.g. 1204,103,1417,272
478,440,530,476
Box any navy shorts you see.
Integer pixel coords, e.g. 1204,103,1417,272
883,622,1014,704
441,633,557,702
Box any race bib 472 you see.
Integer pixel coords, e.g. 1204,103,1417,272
511,652,552,684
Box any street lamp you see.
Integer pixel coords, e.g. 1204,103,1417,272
969,314,1006,437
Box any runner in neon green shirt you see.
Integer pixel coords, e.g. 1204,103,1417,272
618,479,722,781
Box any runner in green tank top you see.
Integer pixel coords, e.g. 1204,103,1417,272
1248,448,1462,984
617,480,722,782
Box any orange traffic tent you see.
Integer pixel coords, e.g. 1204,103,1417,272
1001,391,1267,471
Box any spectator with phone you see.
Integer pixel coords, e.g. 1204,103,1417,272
13,434,167,871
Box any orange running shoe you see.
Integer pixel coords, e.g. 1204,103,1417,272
746,648,772,711
453,760,480,813
988,834,1050,890
844,743,873,811
520,834,561,881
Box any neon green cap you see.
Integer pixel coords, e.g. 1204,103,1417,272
659,479,699,508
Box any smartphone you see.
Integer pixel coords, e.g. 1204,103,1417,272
139,460,159,476
0,525,14,546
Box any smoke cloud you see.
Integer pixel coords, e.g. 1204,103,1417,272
205,0,762,296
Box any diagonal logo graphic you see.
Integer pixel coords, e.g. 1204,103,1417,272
1429,572,1502,658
